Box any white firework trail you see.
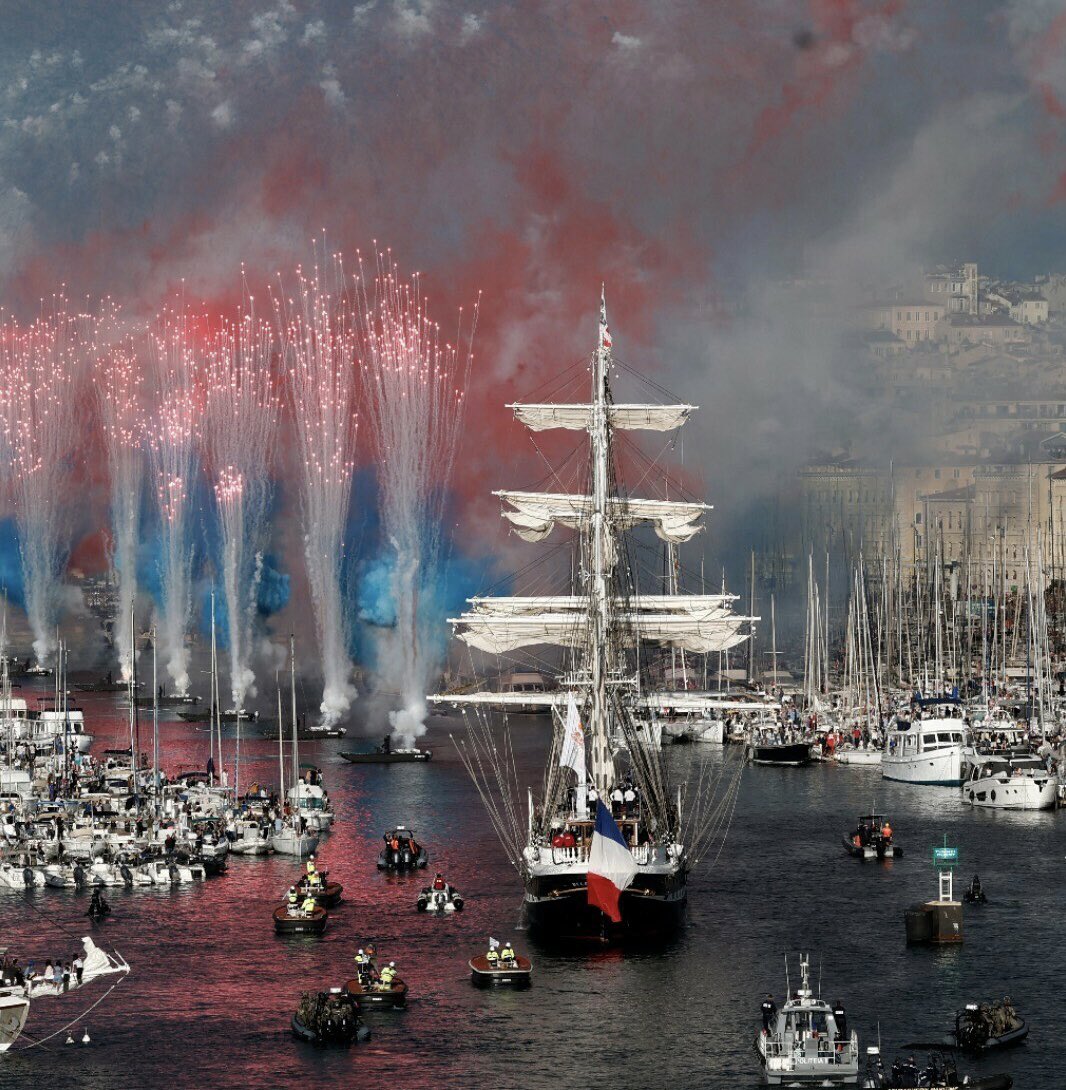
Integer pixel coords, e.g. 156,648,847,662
203,307,279,711
357,251,476,747
275,255,359,728
146,308,203,696
0,306,83,667
93,311,146,682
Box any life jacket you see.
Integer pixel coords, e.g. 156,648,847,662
486,949,499,964
391,838,400,851
501,946,515,961
433,877,446,890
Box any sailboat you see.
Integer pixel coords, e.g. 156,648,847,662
270,637,320,857
433,290,753,941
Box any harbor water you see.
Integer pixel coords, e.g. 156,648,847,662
0,693,1058,1089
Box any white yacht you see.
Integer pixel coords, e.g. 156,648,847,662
882,698,971,786
756,954,859,1085
962,754,1058,810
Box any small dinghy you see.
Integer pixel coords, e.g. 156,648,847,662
297,875,344,908
273,904,329,935
962,875,987,905
377,827,428,870
949,1000,1028,1054
469,953,532,989
417,876,464,913
843,814,902,860
291,990,369,1046
343,976,409,1009
861,1046,1012,1089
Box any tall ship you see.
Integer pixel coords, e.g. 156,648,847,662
433,291,754,941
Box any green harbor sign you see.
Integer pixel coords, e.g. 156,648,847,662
933,845,959,867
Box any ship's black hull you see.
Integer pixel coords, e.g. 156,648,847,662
523,867,686,942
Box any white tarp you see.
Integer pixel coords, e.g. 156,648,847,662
510,403,695,433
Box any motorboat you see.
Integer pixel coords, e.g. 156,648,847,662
0,984,30,1052
297,873,343,908
291,989,368,1045
842,814,902,860
747,727,812,767
417,880,464,913
948,1000,1028,1054
228,819,274,855
962,875,987,905
861,1047,1012,1089
273,903,328,934
469,952,532,989
962,755,1058,810
882,697,972,786
270,823,319,858
342,975,409,1009
340,746,432,764
377,827,428,870
755,954,859,1085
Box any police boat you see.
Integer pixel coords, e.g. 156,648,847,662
755,954,859,1085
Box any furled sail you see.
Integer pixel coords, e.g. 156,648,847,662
466,594,738,617
495,491,709,545
510,403,694,433
450,609,752,655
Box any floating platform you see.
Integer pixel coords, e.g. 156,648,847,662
905,899,963,945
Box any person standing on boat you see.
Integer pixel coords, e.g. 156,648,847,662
287,886,299,910
832,1000,847,1042
761,994,777,1033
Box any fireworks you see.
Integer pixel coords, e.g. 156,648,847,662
0,305,83,667
93,307,146,681
146,308,203,696
275,255,359,728
203,307,279,711
357,251,476,746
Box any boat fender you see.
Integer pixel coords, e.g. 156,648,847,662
453,896,464,910
120,864,134,888
73,864,86,890
23,866,34,887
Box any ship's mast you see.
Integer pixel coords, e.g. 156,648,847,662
589,287,613,794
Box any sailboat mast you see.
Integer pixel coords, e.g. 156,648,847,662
290,634,299,791
588,288,613,795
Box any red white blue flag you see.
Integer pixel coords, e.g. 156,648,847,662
587,799,637,923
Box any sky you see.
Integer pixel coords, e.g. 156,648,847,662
4,0,1066,635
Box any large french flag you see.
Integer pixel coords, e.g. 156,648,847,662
587,799,637,923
